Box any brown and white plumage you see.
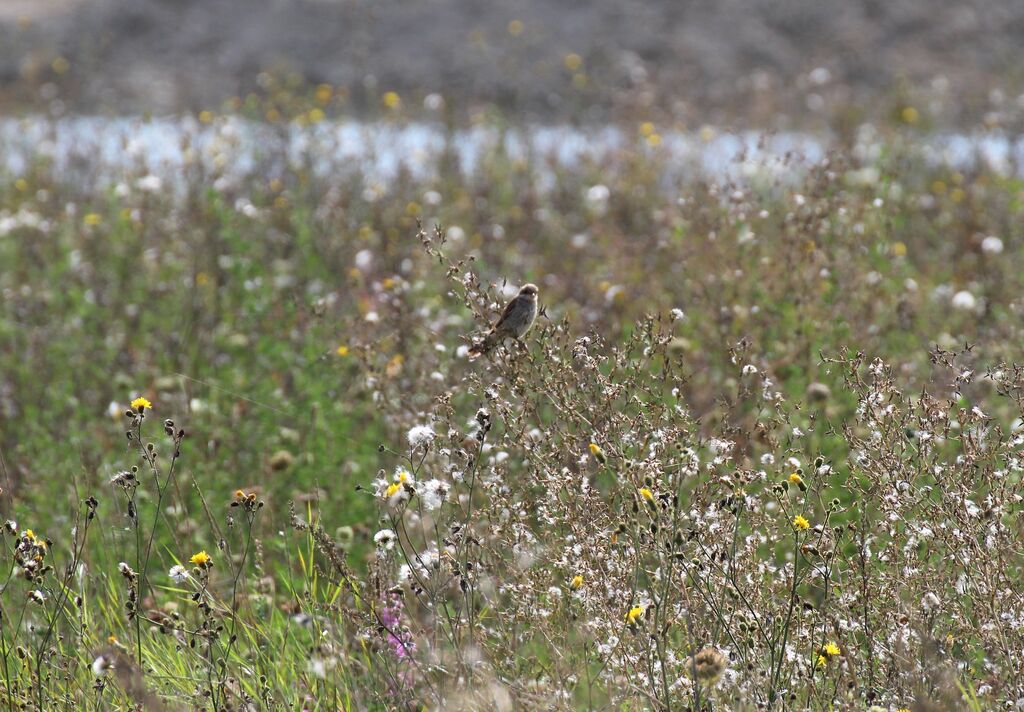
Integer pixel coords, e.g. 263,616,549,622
468,283,539,359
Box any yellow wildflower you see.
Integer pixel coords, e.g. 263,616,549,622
382,91,401,110
130,397,152,410
792,515,810,530
816,655,827,668
315,84,333,105
564,53,582,71
386,354,404,377
822,642,841,657
507,20,523,36
589,443,606,464
385,482,401,499
788,472,808,492
336,345,350,357
626,605,644,625
570,575,583,590
189,551,212,567
639,487,654,502
83,213,102,227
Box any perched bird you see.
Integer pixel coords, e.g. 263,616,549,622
468,283,539,359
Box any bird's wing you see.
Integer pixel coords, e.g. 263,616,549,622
492,295,525,330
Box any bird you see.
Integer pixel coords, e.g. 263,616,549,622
468,283,539,359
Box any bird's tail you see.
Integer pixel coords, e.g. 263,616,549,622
467,331,497,360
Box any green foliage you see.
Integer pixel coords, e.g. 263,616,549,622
0,116,1021,709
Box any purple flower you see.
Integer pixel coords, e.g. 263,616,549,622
380,595,416,661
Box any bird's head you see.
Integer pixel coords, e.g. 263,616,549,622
519,283,539,299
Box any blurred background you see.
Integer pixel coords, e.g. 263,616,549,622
2,0,1023,129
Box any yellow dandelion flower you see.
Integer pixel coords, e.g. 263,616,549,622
83,213,102,227
901,106,919,125
396,469,409,483
892,241,907,257
386,354,404,377
336,345,350,357
589,443,606,464
198,110,214,124
639,487,654,502
626,605,645,625
570,575,583,590
382,91,401,110
107,635,118,645
816,654,828,668
823,642,841,657
130,397,152,410
792,515,810,530
234,489,245,499
788,473,803,485
314,83,333,105
189,551,212,567
385,482,401,499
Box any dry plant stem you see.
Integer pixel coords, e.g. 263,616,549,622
37,507,93,711
769,529,802,706
136,431,185,643
456,424,488,654
0,549,20,712
211,511,256,711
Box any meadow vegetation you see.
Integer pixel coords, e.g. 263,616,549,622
0,101,1023,710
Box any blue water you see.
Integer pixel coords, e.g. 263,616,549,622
1,116,1021,187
